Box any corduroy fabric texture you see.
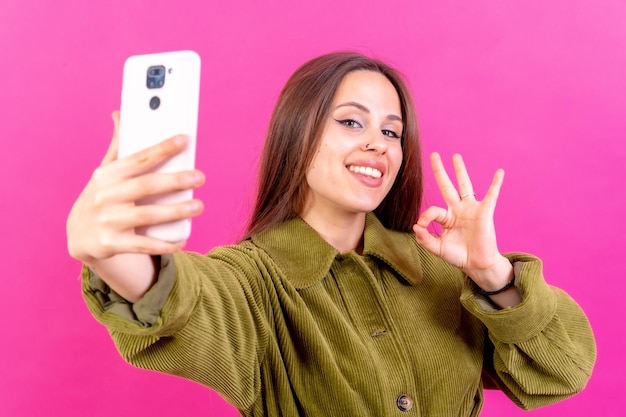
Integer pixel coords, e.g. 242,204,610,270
82,213,596,416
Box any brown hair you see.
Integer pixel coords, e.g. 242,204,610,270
244,51,422,238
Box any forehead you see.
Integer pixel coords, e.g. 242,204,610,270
333,70,401,113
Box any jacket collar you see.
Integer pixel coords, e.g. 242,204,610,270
251,213,423,289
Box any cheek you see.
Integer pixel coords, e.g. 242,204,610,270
305,153,327,187
390,146,404,175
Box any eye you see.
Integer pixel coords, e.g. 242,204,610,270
335,118,362,129
382,129,401,139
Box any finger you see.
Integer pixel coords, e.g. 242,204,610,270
116,134,190,178
452,154,476,199
100,111,121,166
482,168,505,211
111,199,205,230
417,205,450,229
101,233,187,256
430,152,461,204
413,206,449,256
413,222,441,256
99,170,205,203
145,199,204,226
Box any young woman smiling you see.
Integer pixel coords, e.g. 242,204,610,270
67,52,595,416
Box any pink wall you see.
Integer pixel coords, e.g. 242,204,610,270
1,0,623,415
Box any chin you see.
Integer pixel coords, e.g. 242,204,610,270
350,199,385,214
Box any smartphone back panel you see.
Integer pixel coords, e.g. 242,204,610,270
118,50,201,242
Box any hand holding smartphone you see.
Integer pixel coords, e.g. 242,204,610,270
118,50,201,242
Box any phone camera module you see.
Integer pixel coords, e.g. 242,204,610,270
146,65,166,89
149,96,161,110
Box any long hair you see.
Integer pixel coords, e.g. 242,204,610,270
244,52,422,239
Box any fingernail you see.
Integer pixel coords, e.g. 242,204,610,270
190,173,201,185
174,135,188,145
189,201,202,213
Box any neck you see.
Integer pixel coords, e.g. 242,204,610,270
299,208,366,254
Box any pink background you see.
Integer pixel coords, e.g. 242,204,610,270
1,0,624,415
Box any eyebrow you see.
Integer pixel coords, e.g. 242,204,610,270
335,101,403,123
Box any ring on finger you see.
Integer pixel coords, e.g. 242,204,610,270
460,191,476,200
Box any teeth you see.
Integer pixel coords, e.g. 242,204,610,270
349,165,382,178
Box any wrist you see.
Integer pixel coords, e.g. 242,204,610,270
475,276,515,296
469,256,523,308
468,255,514,292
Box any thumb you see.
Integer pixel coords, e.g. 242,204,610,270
413,222,441,257
100,111,120,165
413,205,449,257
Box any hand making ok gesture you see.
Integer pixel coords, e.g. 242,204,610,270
413,152,520,306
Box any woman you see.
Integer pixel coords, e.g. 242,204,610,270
67,52,596,416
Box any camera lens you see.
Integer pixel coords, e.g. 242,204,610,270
149,96,160,110
146,65,166,89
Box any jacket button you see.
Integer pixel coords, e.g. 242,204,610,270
396,394,414,411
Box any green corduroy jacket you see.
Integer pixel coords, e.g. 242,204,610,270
83,213,596,416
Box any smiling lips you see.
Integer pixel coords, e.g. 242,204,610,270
348,165,382,179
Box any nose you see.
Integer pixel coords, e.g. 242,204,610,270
362,130,388,153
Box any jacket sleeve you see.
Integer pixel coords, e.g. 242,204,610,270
81,247,270,410
460,253,597,410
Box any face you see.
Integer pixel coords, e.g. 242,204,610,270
301,70,404,223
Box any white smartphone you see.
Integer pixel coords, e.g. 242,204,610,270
118,50,201,242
